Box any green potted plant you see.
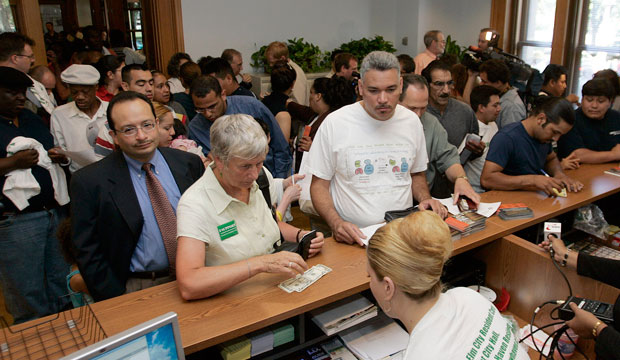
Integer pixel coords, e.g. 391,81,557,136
332,35,397,63
251,38,330,73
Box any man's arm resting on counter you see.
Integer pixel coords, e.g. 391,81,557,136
310,175,365,246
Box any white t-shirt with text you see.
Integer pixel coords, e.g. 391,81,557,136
404,287,529,360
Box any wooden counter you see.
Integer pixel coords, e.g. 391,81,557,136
16,163,620,356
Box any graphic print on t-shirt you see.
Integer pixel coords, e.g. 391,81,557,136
466,305,520,360
347,145,412,192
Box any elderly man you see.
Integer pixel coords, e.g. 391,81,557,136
400,74,480,202
0,67,70,323
306,51,446,246
51,64,108,172
414,30,445,75
221,48,252,90
265,41,308,105
188,76,292,178
71,91,204,301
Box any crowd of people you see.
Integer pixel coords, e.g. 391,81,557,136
0,25,619,359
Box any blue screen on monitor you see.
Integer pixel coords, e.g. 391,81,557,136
93,323,179,360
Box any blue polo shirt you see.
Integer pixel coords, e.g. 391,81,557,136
557,108,620,159
486,122,552,176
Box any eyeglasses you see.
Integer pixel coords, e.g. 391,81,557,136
115,121,156,137
15,54,35,60
431,80,455,88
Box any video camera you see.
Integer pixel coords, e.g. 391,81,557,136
460,32,543,103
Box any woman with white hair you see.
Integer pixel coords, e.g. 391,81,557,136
366,211,529,359
175,114,324,300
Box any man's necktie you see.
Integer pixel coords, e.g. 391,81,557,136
142,163,177,271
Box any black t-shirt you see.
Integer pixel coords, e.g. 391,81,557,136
262,92,289,117
486,122,552,176
557,108,620,159
231,86,256,98
0,109,58,212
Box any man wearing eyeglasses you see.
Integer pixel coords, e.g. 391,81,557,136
423,60,482,153
0,32,57,117
70,91,204,301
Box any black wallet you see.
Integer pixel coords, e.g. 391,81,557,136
384,206,419,222
273,230,316,260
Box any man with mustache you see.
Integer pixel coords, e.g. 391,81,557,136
307,51,446,247
70,91,204,301
0,67,70,323
423,60,480,149
50,64,108,172
95,64,155,158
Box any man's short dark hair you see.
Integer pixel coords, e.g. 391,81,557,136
423,30,441,48
166,52,192,78
470,85,501,113
594,69,620,97
107,91,155,131
190,75,222,98
421,59,451,84
121,63,148,84
221,49,241,63
582,78,615,101
531,96,575,126
202,57,235,81
334,53,357,73
400,74,428,101
180,62,201,89
0,32,35,62
479,59,510,84
542,64,567,86
397,54,415,74
270,61,296,93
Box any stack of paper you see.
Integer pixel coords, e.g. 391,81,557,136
249,330,274,357
445,210,487,237
219,336,251,360
272,324,295,347
310,294,378,336
320,338,357,360
339,312,409,360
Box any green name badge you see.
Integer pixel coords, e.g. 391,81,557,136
217,220,238,241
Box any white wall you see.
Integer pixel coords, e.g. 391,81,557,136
182,0,490,72
415,0,491,53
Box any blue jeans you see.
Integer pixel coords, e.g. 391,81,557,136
0,208,70,324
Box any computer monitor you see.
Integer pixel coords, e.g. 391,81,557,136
62,312,185,360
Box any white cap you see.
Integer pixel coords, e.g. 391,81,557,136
61,64,100,85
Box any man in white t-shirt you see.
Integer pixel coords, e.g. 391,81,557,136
464,85,501,192
307,51,446,246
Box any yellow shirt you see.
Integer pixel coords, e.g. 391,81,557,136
176,164,280,266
